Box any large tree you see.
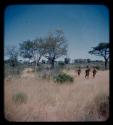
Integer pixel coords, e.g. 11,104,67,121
19,39,46,70
89,42,109,69
44,30,67,69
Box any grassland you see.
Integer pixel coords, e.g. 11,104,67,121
4,63,109,121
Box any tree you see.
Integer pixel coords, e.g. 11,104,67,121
6,46,18,67
64,57,70,64
87,58,91,63
19,39,46,70
44,30,67,69
41,59,46,64
89,43,109,69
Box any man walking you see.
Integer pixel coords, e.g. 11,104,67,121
77,67,81,76
85,66,90,79
92,67,97,78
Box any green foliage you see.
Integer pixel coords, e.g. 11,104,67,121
36,64,43,72
89,42,109,69
54,73,74,83
19,30,68,69
12,92,27,104
94,65,100,70
58,61,65,67
64,58,70,64
89,43,109,55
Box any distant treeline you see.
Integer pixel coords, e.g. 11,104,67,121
4,58,105,65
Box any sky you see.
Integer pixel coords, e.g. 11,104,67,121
4,4,109,61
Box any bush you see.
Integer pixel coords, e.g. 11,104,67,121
36,64,43,72
54,73,74,83
58,61,65,67
94,65,100,70
12,92,27,104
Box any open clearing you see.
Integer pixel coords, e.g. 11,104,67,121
4,69,109,121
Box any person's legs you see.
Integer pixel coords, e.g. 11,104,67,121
85,72,88,78
87,73,89,78
93,72,96,78
78,71,80,76
85,70,86,78
93,73,94,78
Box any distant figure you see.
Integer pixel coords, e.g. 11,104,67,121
85,66,90,79
92,67,97,78
77,67,81,76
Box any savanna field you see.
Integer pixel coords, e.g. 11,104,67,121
4,5,109,122
4,67,109,121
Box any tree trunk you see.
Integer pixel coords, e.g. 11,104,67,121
35,59,38,72
37,56,41,66
105,59,108,69
35,55,42,72
51,60,54,69
34,54,38,72
51,57,55,69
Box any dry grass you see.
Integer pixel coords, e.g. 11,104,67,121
4,69,109,121
80,93,109,121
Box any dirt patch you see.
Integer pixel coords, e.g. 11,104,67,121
21,68,35,78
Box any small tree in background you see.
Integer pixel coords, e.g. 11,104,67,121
44,29,67,69
64,57,70,64
89,43,109,69
87,58,91,63
41,60,46,64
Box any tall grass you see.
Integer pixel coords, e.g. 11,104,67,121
4,63,34,78
37,64,63,80
82,93,109,121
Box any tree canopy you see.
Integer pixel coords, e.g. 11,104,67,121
19,29,68,69
89,42,109,69
44,29,67,68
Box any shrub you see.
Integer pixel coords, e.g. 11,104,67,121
12,92,27,104
58,61,65,67
37,65,43,72
94,65,100,70
54,73,74,83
